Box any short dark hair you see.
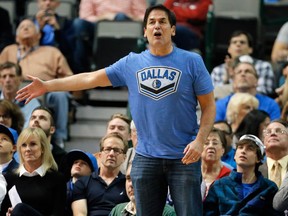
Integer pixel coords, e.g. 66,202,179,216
210,127,227,150
214,120,233,135
32,106,55,127
229,30,254,48
0,62,22,77
143,4,176,29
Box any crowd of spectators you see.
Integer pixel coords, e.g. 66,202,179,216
0,0,288,215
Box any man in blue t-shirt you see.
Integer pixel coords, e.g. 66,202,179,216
16,4,215,216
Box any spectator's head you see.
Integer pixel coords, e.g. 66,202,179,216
99,132,128,170
202,128,226,164
106,113,131,142
125,163,135,203
232,62,258,94
130,120,137,148
214,121,233,154
0,62,22,95
0,124,18,163
0,99,24,135
143,4,176,43
228,30,253,59
16,19,41,46
234,110,270,141
17,127,57,173
235,134,265,171
263,119,288,161
226,93,259,132
29,106,55,142
59,149,98,182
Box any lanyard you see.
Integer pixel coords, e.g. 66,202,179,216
17,45,39,63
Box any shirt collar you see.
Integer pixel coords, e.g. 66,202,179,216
19,164,46,177
123,201,136,215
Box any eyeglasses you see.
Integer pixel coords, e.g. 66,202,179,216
263,128,288,136
0,114,11,120
102,147,124,155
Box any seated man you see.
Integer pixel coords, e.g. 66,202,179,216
0,18,73,148
0,124,18,174
72,132,129,215
94,113,131,170
215,61,280,122
33,0,74,68
273,171,288,213
59,149,98,216
29,106,67,166
211,30,274,96
0,62,40,127
204,134,279,215
109,163,176,216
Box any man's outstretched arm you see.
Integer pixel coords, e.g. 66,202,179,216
16,69,111,104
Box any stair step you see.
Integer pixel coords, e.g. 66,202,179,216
75,106,127,120
65,137,100,153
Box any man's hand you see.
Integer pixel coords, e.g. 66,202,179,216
182,140,203,165
16,75,47,104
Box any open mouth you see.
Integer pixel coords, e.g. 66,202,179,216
154,32,161,37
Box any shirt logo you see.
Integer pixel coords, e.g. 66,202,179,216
136,67,181,100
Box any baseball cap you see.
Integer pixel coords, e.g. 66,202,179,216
0,124,18,145
238,134,265,160
59,149,98,181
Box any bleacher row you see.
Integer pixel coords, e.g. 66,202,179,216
1,0,288,72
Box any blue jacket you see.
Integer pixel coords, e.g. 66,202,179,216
203,170,280,216
2,158,19,174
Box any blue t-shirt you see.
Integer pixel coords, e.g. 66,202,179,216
106,47,214,159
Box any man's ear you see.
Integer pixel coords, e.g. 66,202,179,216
12,145,17,153
144,28,147,38
50,126,56,136
171,25,176,36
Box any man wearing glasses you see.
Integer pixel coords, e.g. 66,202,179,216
71,132,129,216
260,119,288,188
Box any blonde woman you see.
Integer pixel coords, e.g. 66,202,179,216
1,128,66,216
226,92,259,133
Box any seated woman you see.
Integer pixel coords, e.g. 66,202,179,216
0,127,66,216
201,128,231,200
234,109,270,142
226,92,259,133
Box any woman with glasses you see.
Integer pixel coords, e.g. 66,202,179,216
201,128,231,200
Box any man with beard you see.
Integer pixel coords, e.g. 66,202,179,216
28,105,66,165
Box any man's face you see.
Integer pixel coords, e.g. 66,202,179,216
100,137,126,170
106,118,130,141
16,19,40,44
144,9,175,50
263,122,288,158
233,63,258,92
234,143,259,169
202,132,225,162
0,133,15,156
0,67,21,95
125,165,135,202
29,109,55,138
70,159,92,179
227,34,253,59
37,0,60,11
